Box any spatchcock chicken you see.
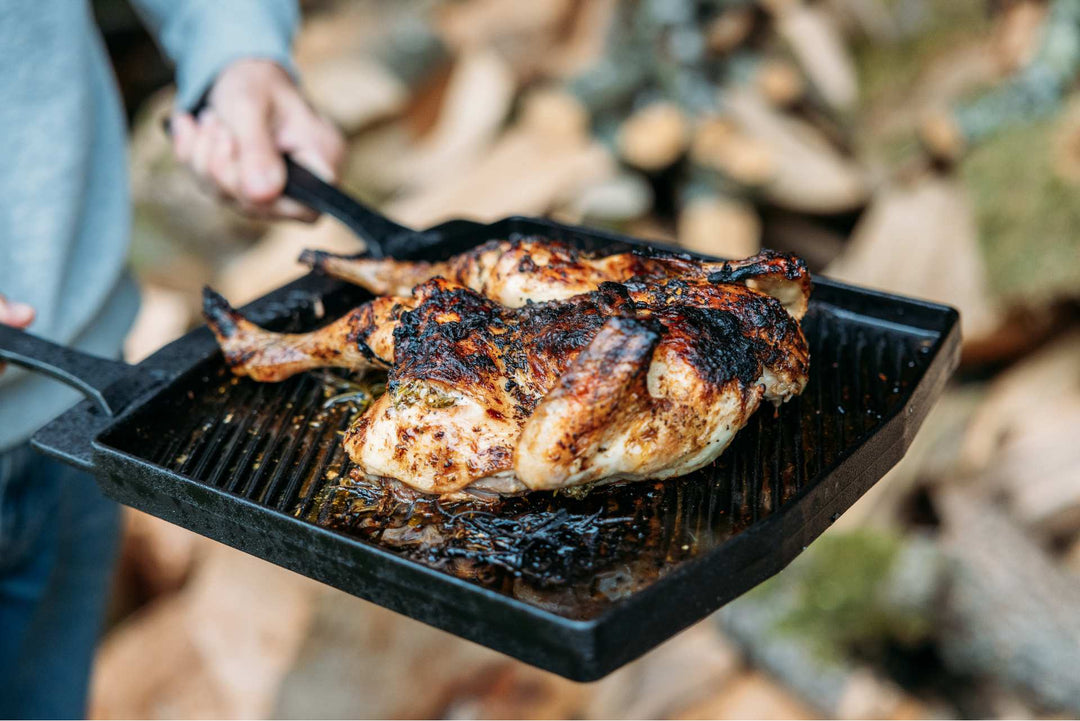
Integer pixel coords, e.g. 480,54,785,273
205,240,811,499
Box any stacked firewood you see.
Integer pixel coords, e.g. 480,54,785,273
307,0,872,262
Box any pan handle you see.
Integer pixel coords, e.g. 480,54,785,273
0,325,132,416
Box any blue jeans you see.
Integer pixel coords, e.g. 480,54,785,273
0,444,120,718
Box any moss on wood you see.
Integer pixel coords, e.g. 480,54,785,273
960,114,1080,305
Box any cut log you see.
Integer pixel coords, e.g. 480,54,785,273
387,120,615,228
585,622,742,720
117,509,203,598
946,0,1080,150
625,215,679,245
705,4,759,54
677,194,762,259
519,86,592,142
826,174,1000,345
990,399,1080,536
821,0,899,43
274,592,508,719
438,662,587,720
689,116,738,163
218,216,362,305
340,120,417,198
758,208,845,269
958,100,1080,308
617,101,691,171
690,117,777,188
123,284,194,364
993,0,1050,73
391,48,517,193
769,2,859,113
436,0,576,51
376,15,451,89
303,55,409,134
555,170,654,224
717,602,926,719
959,331,1080,471
292,3,382,70
297,14,446,134
90,547,317,718
568,52,651,117
1052,96,1080,184
676,670,821,720
542,0,620,78
936,487,1080,715
757,57,807,107
716,530,935,719
918,108,967,164
726,89,869,213
958,331,1080,535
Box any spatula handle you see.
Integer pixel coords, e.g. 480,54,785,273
281,158,414,259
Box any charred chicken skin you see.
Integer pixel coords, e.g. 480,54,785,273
301,239,811,321
204,247,810,498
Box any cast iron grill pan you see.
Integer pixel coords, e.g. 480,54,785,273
3,170,959,680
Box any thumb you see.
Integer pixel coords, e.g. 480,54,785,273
0,298,35,328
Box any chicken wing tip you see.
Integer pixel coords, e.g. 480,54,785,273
202,286,242,340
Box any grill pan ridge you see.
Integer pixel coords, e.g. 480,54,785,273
17,215,959,680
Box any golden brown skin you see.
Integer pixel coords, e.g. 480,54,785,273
204,263,810,497
300,239,811,320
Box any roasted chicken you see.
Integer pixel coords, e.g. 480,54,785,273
205,244,810,498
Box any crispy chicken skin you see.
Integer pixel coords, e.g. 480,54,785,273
204,258,810,497
300,239,811,320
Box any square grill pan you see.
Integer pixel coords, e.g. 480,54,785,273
7,214,959,681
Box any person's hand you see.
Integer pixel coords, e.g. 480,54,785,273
170,59,346,222
0,295,35,377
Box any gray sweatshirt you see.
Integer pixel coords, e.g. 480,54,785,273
0,0,298,451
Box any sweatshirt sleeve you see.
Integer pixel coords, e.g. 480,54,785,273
131,0,300,110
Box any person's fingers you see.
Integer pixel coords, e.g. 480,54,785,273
233,190,318,223
0,297,35,328
259,103,343,222
269,196,319,223
0,296,32,376
229,96,333,221
189,59,347,220
275,99,346,182
214,91,286,204
191,111,222,181
290,143,337,186
171,113,197,164
208,125,242,200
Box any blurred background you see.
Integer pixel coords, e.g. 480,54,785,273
92,0,1080,717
